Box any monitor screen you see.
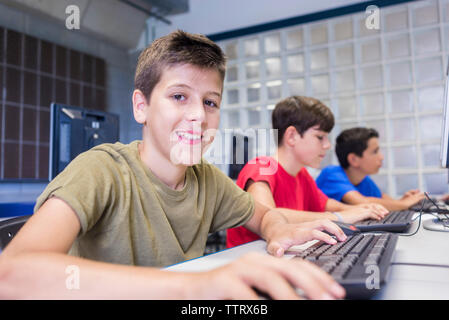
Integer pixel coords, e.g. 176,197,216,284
440,58,449,168
49,103,119,181
228,133,253,180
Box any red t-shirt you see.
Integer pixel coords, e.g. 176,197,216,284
226,156,329,248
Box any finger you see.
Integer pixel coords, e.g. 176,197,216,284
369,208,385,220
224,279,260,300
245,267,301,300
266,240,286,257
285,258,345,300
308,229,338,245
377,204,389,214
315,220,347,242
252,255,343,300
295,259,346,299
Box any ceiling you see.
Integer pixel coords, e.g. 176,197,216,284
2,0,189,49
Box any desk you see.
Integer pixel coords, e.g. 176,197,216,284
166,214,449,299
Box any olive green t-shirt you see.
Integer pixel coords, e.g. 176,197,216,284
34,141,254,267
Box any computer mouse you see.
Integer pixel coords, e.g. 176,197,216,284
331,221,361,236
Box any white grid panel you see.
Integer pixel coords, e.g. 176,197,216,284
217,0,449,197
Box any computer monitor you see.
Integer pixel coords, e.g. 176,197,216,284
440,58,449,168
49,103,119,181
228,133,252,180
423,56,449,232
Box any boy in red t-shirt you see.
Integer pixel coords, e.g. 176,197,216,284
227,96,389,247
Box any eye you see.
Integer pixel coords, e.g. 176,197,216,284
204,99,219,108
173,94,186,101
317,135,324,141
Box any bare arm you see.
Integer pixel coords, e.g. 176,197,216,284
243,180,338,223
242,181,348,257
0,197,195,299
244,181,386,225
342,190,425,211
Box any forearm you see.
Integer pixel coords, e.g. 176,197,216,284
0,252,196,299
258,208,337,240
274,208,337,223
355,197,407,211
325,198,352,212
257,208,288,241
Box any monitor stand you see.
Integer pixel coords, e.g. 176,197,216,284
423,218,449,232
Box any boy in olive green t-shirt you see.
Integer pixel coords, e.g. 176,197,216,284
0,30,345,300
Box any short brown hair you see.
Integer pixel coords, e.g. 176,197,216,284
336,127,379,169
272,96,334,145
134,30,226,101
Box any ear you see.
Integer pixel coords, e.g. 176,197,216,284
283,126,299,147
132,89,149,124
347,152,360,168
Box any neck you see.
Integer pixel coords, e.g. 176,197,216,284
343,166,367,186
138,141,187,190
275,146,303,177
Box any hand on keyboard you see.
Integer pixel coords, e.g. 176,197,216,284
196,252,346,300
337,205,388,224
265,219,347,257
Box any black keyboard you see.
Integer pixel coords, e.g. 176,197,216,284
293,233,398,299
410,199,448,213
355,210,414,232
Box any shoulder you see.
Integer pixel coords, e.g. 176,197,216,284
298,167,314,180
361,175,379,188
243,156,278,174
321,165,343,174
317,165,345,180
327,165,347,178
58,141,139,181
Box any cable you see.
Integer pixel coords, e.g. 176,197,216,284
423,192,449,230
398,197,425,237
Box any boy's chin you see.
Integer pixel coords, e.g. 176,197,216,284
169,146,203,166
306,160,322,169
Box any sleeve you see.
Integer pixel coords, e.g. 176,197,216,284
207,164,255,233
317,167,357,202
365,177,383,198
34,150,119,236
236,158,277,193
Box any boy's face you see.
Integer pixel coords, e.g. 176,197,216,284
293,125,331,168
138,63,222,166
352,137,384,174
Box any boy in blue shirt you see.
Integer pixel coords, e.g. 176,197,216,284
317,127,424,211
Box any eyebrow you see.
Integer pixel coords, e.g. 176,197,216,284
167,84,221,98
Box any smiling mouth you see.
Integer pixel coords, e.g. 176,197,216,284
176,131,203,145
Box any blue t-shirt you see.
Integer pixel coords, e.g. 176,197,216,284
316,165,382,201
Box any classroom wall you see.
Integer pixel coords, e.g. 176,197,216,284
0,2,136,201
139,0,449,197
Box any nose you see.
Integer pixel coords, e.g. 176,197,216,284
186,98,206,123
323,136,331,149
